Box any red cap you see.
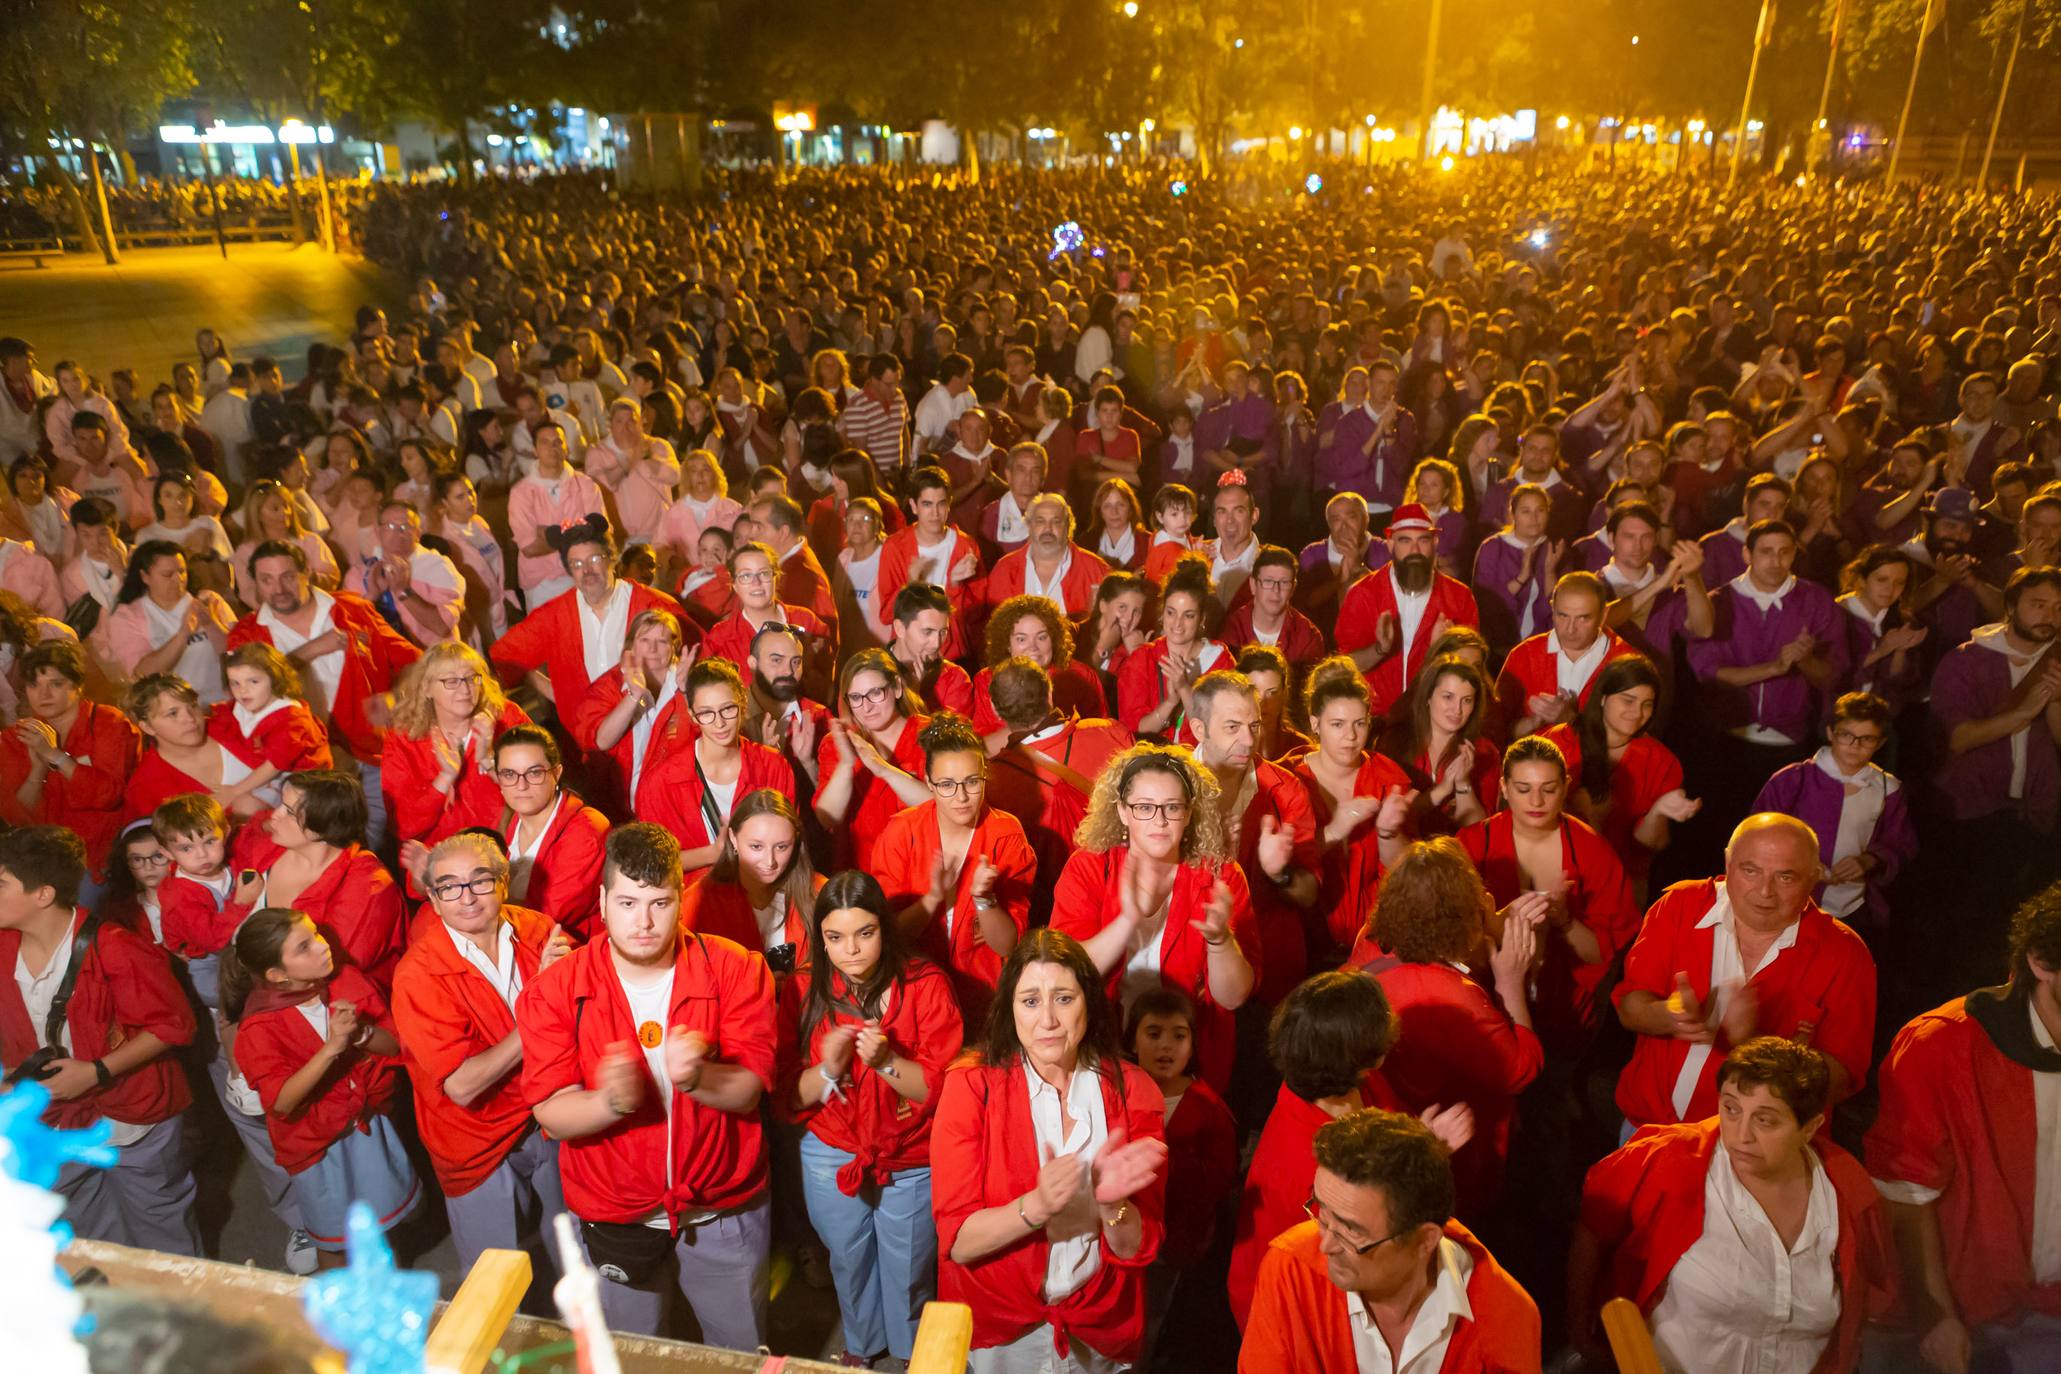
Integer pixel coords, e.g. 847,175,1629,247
1386,503,1433,534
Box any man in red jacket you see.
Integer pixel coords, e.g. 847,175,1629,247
229,538,421,854
393,832,572,1274
1336,505,1481,714
518,822,776,1348
0,826,200,1253
1492,572,1643,738
1867,881,2061,1372
1241,1108,1541,1373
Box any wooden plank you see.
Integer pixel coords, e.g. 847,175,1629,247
424,1248,531,1374
907,1302,973,1374
1601,1296,1664,1374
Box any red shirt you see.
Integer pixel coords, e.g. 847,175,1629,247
774,959,964,1192
1292,752,1415,958
207,698,332,773
878,525,983,660
1161,1077,1238,1269
1581,1119,1896,1374
228,592,421,765
487,581,690,747
1334,566,1481,714
517,929,776,1223
125,748,223,825
776,541,841,639
678,868,823,954
0,908,194,1131
1240,1221,1542,1374
1612,879,1877,1126
1492,629,1642,725
983,544,1110,618
1866,995,2061,1327
813,713,929,873
499,791,610,941
0,702,139,875
1218,604,1328,674
234,965,402,1173
390,905,554,1194
1237,757,1323,1005
1049,848,1258,1095
380,699,532,847
1539,725,1683,881
871,802,1036,1029
633,737,795,863
221,833,408,995
566,662,694,821
700,603,833,699
924,658,977,717
159,864,239,959
1115,638,1232,738
931,1057,1167,1362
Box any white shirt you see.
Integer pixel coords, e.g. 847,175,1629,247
1498,533,1545,636
1972,622,2047,799
1394,579,1432,678
1022,1059,1109,1301
259,590,344,716
142,594,227,702
913,383,974,454
843,546,882,614
910,529,960,588
1812,748,1892,918
622,966,677,1120
1212,536,1259,608
1099,526,1137,566
1345,1236,1475,1374
994,492,1031,547
1548,630,1612,699
1649,1145,1842,1374
577,580,635,686
1672,884,1802,1120
1602,561,1658,597
629,676,681,797
444,921,524,1011
1120,892,1170,1015
507,791,565,904
1166,434,1196,475
1024,548,1073,605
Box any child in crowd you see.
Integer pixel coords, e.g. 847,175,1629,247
678,524,736,630
209,642,333,812
1144,483,1199,583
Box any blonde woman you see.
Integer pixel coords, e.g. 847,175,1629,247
379,641,530,849
1049,742,1258,1094
656,447,743,576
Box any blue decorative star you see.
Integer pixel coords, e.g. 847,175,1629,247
302,1201,437,1374
0,1082,115,1191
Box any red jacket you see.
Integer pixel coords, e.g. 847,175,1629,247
1538,726,1683,881
234,965,403,1174
872,802,1036,1029
1335,566,1481,714
679,868,823,954
207,698,333,773
774,959,965,1192
499,792,609,941
634,737,796,862
390,905,553,1194
1161,1076,1239,1269
925,659,976,717
0,908,194,1130
700,603,833,694
1492,629,1642,726
566,662,694,820
807,493,905,568
0,702,139,875
1292,751,1415,958
159,865,239,960
931,1056,1167,1362
1457,812,1638,1047
1238,757,1323,1004
1049,848,1258,1095
1218,604,1328,674
227,592,420,765
1115,638,1232,737
983,545,1110,617
221,833,408,995
380,699,532,847
516,928,776,1224
1581,1119,1896,1374
775,541,841,638
487,582,690,745
1612,879,1877,1126
1240,1220,1542,1374
1866,993,2061,1327
970,662,1107,735
879,525,982,660
125,748,219,825
813,713,930,873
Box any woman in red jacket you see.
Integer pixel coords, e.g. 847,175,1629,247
1291,663,1415,963
569,607,695,820
1116,556,1229,740
1352,837,1546,1219
972,595,1110,737
226,906,419,1266
680,788,824,969
634,656,795,872
930,929,1169,1371
0,639,138,895
490,724,609,941
1569,1038,1897,1374
1375,653,1499,836
778,870,964,1369
122,673,265,824
380,641,530,849
811,647,931,873
1049,742,1259,1095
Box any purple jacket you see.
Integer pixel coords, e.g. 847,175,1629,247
1571,530,1612,573
1687,578,1843,744
1929,633,2060,828
1472,534,1551,648
1196,393,1276,465
1752,755,1916,921
1482,472,1588,544
1313,402,1415,508
1698,524,1750,589
1833,596,1924,715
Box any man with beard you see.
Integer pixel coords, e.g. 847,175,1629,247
887,582,974,716
699,542,833,703
1697,473,1792,589
1847,438,1947,549
1930,567,2061,932
1335,504,1480,714
742,622,826,791
1482,425,1586,544
1904,486,2006,670
229,539,421,854
982,491,1108,618
518,822,777,1347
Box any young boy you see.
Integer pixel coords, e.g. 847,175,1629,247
1145,482,1200,583
0,825,199,1253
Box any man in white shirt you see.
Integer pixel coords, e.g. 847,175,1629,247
199,364,256,484
912,352,976,461
1242,1109,1540,1373
344,501,466,648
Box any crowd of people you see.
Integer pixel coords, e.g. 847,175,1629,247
0,158,2057,1374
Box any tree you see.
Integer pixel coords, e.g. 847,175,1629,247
382,0,557,181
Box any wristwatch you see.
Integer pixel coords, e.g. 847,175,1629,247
91,1058,112,1089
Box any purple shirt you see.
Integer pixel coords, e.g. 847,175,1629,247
1698,524,1749,589
1571,530,1612,572
1929,634,2060,827
1312,402,1416,509
1832,595,1924,715
1752,755,1916,920
1687,578,1842,744
1472,534,1551,648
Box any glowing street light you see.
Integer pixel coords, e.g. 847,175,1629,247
1142,118,1156,133
1364,114,1377,127
1630,33,1640,45
1122,1,1138,15
1438,154,1456,171
1289,126,1303,140
1555,115,1571,131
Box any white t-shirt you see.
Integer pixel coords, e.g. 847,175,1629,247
577,580,635,685
259,591,345,717
844,547,882,615
622,967,677,1117
507,792,565,904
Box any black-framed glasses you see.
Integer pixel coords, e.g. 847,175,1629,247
127,850,172,868
1123,800,1189,823
430,874,503,902
1303,1197,1412,1256
1831,729,1885,749
496,764,555,787
928,775,986,798
846,683,895,708
693,702,743,724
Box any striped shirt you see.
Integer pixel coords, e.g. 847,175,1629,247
839,387,910,475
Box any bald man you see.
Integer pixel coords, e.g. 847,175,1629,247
1610,813,1878,1129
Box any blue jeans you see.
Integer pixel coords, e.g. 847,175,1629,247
798,1133,936,1362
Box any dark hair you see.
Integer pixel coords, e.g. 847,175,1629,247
283,770,368,848
116,539,188,606
0,825,86,909
1573,654,1662,801
603,821,683,894
984,593,1075,670
249,538,309,576
1715,1036,1831,1124
982,929,1122,1072
220,907,315,1022
1269,971,1398,1101
492,722,561,767
70,495,118,530
1381,654,1487,777
798,870,914,1046
988,656,1053,732
1162,552,1214,613
2006,565,2061,609
1500,733,1567,779
1840,544,1914,598
1312,1109,1455,1232
1743,516,1796,553
1124,985,1197,1056
1235,643,1291,684
23,637,86,688
1253,544,1297,580
893,581,952,624
552,512,616,568
686,655,745,701
152,793,230,843
710,788,816,912
1829,690,1892,731
1605,501,1662,539
907,465,952,503
756,493,806,537
916,712,984,767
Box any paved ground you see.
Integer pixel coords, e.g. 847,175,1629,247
0,243,402,383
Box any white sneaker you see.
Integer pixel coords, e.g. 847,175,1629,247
284,1229,318,1276
225,1071,263,1117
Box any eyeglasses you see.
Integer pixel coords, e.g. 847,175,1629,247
928,775,986,798
693,702,743,724
434,673,481,691
567,555,610,572
1123,800,1189,823
1303,1197,1412,1256
128,851,172,868
496,764,555,787
734,569,775,585
1254,577,1295,593
846,683,895,708
430,874,504,902
1832,729,1885,748
380,521,418,535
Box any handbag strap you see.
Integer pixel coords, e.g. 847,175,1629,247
41,913,103,1053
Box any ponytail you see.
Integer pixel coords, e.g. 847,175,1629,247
220,908,304,1022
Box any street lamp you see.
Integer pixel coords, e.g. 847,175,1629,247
1123,1,1137,14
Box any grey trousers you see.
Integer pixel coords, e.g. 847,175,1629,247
444,1126,566,1274
207,1016,304,1230
970,1326,1131,1374
56,1114,201,1256
578,1195,771,1351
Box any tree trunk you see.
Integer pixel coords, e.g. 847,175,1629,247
116,146,139,187
964,127,981,183
453,122,476,185
85,136,120,265
40,153,103,258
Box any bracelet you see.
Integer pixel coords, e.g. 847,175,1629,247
1102,1200,1131,1228
1017,1195,1041,1229
817,1063,845,1102
972,894,999,911
91,1058,112,1090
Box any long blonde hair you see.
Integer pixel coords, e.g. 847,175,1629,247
390,641,507,737
1073,742,1230,864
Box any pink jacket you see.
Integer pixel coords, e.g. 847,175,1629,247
506,469,607,592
